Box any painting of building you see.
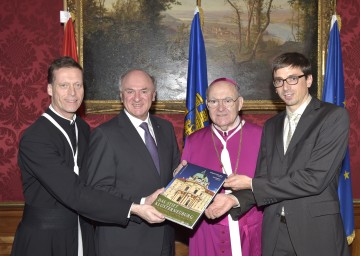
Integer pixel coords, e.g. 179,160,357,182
163,171,215,213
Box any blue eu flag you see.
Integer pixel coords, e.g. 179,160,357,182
184,7,209,140
322,15,355,244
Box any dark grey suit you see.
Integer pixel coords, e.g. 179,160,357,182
231,98,350,256
85,111,180,256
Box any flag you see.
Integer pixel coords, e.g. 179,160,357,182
322,15,355,245
62,14,85,116
63,16,78,62
184,7,209,140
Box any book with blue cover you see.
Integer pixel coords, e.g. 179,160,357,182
152,163,227,229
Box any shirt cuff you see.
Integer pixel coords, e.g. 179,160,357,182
127,203,133,218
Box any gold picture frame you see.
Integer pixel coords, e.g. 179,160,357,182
65,0,335,114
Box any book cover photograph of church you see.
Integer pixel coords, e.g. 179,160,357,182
152,163,227,229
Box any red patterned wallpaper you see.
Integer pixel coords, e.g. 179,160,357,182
0,0,63,200
338,0,360,199
0,0,359,201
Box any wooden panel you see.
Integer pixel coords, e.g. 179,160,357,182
175,241,189,256
351,203,360,255
0,203,23,256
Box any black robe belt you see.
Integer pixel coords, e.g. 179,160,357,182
21,204,77,230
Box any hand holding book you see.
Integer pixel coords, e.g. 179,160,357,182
224,173,252,190
144,188,165,205
172,160,188,177
205,193,240,219
130,204,165,224
129,188,166,224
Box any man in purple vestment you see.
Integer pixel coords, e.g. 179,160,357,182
181,78,263,256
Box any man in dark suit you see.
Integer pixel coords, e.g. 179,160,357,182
206,52,350,255
85,69,180,256
11,57,166,256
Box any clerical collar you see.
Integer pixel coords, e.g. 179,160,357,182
49,105,76,125
213,116,241,138
46,106,77,148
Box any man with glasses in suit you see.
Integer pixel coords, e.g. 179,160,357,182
207,52,350,256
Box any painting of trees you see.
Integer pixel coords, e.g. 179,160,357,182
70,0,320,103
81,0,183,101
203,0,318,99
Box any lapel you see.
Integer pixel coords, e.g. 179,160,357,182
117,112,161,179
44,108,85,167
285,98,321,153
275,111,287,158
76,119,87,164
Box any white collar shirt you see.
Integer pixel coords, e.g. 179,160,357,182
124,109,157,145
283,94,312,152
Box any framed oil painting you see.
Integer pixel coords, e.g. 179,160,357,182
65,0,335,114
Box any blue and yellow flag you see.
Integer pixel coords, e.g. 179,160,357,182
322,15,355,245
184,7,209,140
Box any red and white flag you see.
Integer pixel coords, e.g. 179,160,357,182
62,17,78,62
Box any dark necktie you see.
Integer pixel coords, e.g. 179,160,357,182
140,122,160,174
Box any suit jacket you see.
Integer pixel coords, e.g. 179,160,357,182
85,111,180,256
231,98,350,256
12,108,134,256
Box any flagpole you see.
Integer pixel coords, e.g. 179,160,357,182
196,0,204,29
63,0,67,14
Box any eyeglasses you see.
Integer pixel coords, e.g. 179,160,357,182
273,74,306,88
206,96,240,109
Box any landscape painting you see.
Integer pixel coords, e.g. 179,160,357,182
67,0,333,113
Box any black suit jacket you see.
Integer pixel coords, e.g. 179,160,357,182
85,111,180,256
231,98,350,256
